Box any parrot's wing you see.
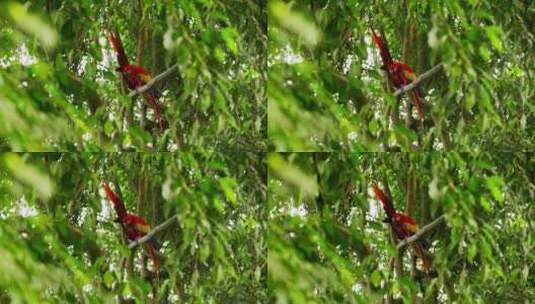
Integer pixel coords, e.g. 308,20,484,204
399,219,419,234
133,65,152,80
134,221,152,234
402,68,416,82
394,213,420,234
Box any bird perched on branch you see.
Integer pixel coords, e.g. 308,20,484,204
370,29,425,128
372,183,429,273
108,30,167,130
102,181,160,277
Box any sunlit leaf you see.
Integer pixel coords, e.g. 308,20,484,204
269,1,321,47
485,26,504,53
6,2,58,49
485,176,504,203
2,153,54,200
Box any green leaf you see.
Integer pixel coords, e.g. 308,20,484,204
214,46,227,63
370,270,381,287
103,271,114,286
398,276,418,292
368,119,379,134
479,196,492,213
221,27,239,55
485,176,504,203
479,45,491,61
268,154,318,198
2,153,54,200
128,126,152,145
393,124,417,148
467,243,477,261
6,2,58,49
219,177,237,204
485,26,504,53
269,1,322,47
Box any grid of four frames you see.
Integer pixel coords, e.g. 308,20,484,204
0,1,533,303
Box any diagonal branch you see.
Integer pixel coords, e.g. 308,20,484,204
393,63,443,97
128,214,179,249
397,214,446,250
128,63,179,97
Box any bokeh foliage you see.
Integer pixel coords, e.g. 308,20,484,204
268,0,534,151
0,152,266,302
0,0,266,151
268,152,534,303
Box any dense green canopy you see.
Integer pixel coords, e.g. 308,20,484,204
1,1,533,303
268,152,534,303
0,152,266,302
0,1,266,151
268,0,534,151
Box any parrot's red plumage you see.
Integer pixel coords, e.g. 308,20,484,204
109,30,167,130
372,183,430,273
370,29,425,128
102,181,127,221
372,184,395,219
102,182,160,277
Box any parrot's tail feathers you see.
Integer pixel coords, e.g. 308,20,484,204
372,184,395,219
147,244,160,278
143,93,167,131
149,236,161,250
108,31,129,68
370,29,393,66
411,91,425,128
102,182,128,220
415,243,430,273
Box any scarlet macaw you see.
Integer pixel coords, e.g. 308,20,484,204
108,30,167,130
372,183,429,273
102,181,160,276
370,29,425,128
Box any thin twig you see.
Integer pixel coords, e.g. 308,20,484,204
128,214,179,249
397,215,446,250
393,63,443,97
128,63,179,97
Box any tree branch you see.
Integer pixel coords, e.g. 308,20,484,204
393,63,443,97
128,214,178,249
397,215,446,250
128,63,179,97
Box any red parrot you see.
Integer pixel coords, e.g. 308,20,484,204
102,182,160,276
370,29,425,128
108,30,167,130
372,183,430,273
